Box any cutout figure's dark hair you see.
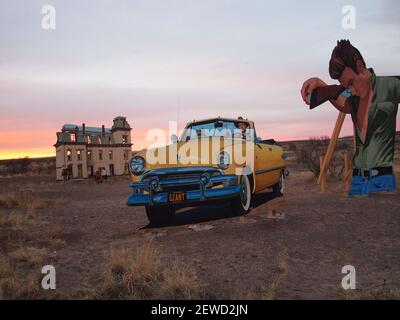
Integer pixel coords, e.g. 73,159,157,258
329,40,366,80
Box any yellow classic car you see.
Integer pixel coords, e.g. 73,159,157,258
127,117,286,225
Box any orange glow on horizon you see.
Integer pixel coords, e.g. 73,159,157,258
0,148,55,160
0,133,341,160
2,117,383,161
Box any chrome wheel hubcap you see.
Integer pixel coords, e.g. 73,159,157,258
279,174,284,193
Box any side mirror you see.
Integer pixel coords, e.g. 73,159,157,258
170,134,178,144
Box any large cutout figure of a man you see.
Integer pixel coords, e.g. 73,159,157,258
301,40,400,196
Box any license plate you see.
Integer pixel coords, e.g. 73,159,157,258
168,192,186,203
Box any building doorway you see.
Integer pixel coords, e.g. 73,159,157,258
78,164,83,178
89,165,94,177
67,164,73,179
109,164,114,176
124,163,129,174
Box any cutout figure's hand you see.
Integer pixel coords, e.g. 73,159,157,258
301,77,327,105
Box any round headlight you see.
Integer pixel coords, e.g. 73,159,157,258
130,156,145,175
218,151,230,170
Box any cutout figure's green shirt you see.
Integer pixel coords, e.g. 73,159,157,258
348,70,400,169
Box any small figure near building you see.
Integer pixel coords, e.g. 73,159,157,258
101,167,108,182
95,169,102,183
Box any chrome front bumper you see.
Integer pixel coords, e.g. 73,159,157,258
127,166,240,206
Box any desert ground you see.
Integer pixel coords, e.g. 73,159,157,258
1,160,400,299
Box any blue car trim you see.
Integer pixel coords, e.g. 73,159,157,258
127,185,241,206
127,166,240,206
129,175,238,189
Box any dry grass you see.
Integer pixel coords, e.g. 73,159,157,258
26,208,38,221
46,223,65,250
102,242,161,299
6,211,21,227
48,238,66,250
261,247,289,300
0,209,43,242
8,247,47,267
101,241,202,299
0,193,20,208
0,243,47,299
0,255,13,279
0,189,52,300
50,224,63,239
160,262,201,299
54,197,66,205
229,249,289,300
0,254,41,300
0,242,49,300
0,274,39,300
3,211,25,241
0,190,47,210
340,285,400,300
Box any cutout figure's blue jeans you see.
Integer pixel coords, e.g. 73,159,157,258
349,174,397,196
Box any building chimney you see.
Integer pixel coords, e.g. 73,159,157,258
82,123,86,135
102,125,105,136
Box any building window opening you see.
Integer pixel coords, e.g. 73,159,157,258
109,150,113,160
97,136,102,144
67,149,72,161
87,151,91,160
87,135,92,144
99,150,103,160
122,135,128,144
77,150,81,161
70,133,76,142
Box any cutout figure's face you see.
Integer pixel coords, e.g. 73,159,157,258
339,65,371,98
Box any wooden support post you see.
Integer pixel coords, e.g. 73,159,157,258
319,155,327,192
343,151,352,191
318,112,346,185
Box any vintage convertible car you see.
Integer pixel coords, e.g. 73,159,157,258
127,117,286,225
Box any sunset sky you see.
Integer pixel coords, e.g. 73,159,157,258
1,0,399,159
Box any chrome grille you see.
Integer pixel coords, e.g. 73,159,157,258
141,167,223,192
142,169,221,182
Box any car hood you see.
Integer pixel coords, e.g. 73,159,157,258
134,137,249,171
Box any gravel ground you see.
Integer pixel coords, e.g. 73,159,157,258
1,170,399,299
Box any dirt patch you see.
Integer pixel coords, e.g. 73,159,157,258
1,171,399,299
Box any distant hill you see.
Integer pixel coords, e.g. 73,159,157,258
0,157,55,175
279,131,400,169
279,131,400,156
0,156,55,165
279,131,400,146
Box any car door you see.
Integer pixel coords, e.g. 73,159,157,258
254,142,280,191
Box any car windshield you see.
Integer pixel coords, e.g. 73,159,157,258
179,120,252,142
